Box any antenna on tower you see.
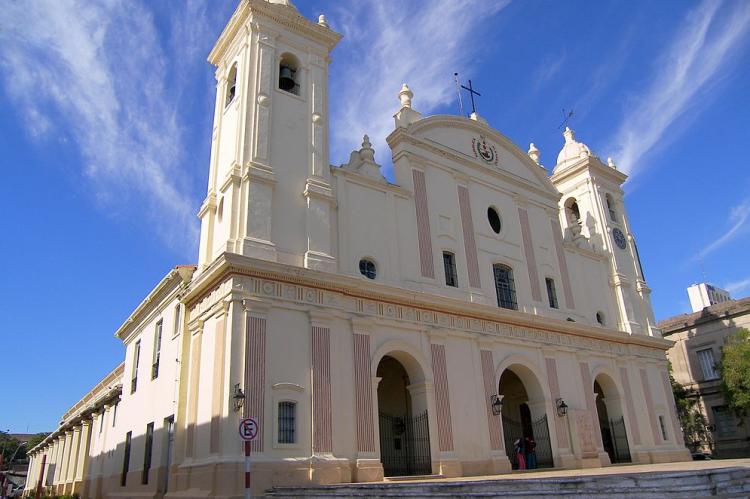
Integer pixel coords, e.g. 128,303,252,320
699,255,708,283
454,73,465,117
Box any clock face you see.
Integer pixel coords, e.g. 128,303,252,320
613,228,627,250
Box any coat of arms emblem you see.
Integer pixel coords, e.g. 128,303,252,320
472,136,498,166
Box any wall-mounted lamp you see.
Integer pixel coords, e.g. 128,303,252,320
490,394,503,416
232,383,245,413
556,398,568,417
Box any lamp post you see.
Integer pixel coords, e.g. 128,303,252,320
232,384,245,413
556,398,568,417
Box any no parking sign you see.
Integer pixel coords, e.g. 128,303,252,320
239,417,259,441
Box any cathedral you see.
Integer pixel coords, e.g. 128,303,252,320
24,1,690,497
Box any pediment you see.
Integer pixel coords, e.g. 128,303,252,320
401,115,559,199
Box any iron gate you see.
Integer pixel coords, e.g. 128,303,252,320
600,416,631,464
502,414,553,470
378,411,431,476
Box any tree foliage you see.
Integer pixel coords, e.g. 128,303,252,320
719,327,750,417
669,363,712,452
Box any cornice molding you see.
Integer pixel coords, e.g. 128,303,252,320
184,253,673,362
208,0,341,66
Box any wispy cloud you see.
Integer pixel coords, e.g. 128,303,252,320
328,0,509,177
725,276,750,296
531,52,566,92
696,197,750,259
0,0,206,255
607,0,750,181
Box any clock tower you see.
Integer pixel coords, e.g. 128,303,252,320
550,128,657,336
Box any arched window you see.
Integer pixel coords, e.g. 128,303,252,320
564,197,580,225
225,63,237,107
277,401,296,444
493,264,517,310
606,194,617,222
359,258,377,279
279,53,300,95
596,311,606,326
487,206,502,234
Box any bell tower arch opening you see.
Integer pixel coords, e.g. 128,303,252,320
497,365,553,470
594,373,631,464
375,354,432,477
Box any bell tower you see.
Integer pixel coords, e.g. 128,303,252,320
197,0,341,272
550,128,657,336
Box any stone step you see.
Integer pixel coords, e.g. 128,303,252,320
266,466,750,498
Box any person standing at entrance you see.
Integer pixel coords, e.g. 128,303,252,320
513,438,526,470
525,436,537,469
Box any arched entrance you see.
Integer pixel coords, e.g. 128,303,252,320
498,366,553,470
376,354,431,476
594,374,631,464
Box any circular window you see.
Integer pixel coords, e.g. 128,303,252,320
487,207,502,234
359,258,377,279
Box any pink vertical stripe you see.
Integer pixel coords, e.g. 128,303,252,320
639,368,661,444
244,316,266,452
545,357,569,449
185,334,202,457
480,350,503,450
619,367,642,445
457,185,481,288
353,333,375,453
431,344,454,452
518,208,542,301
312,326,333,453
661,370,683,444
551,219,575,309
579,362,604,449
210,318,226,453
413,169,435,279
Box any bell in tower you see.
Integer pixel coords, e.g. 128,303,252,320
279,64,296,92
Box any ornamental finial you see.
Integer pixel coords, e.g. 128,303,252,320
528,143,540,164
398,83,413,109
318,14,329,28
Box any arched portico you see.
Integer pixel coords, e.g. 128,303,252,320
372,346,434,477
496,359,554,470
593,371,632,464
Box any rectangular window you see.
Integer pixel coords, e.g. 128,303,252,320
443,251,458,287
142,422,154,485
173,304,181,337
658,415,668,441
152,320,163,380
696,348,719,380
712,406,735,437
545,278,558,309
278,401,296,444
493,264,518,310
121,431,132,487
131,340,141,393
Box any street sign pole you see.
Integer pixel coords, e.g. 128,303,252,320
244,439,251,499
239,417,258,499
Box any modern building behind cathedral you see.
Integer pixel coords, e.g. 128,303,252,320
25,1,690,497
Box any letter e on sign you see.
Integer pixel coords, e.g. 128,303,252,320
239,417,259,441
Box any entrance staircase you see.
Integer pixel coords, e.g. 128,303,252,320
266,464,750,498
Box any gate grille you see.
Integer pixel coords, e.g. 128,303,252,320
379,411,431,476
600,416,631,464
502,414,553,469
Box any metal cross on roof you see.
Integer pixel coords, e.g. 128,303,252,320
461,79,481,116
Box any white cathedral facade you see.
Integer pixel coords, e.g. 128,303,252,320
25,1,689,497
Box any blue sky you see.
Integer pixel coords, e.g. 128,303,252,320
1,0,749,433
